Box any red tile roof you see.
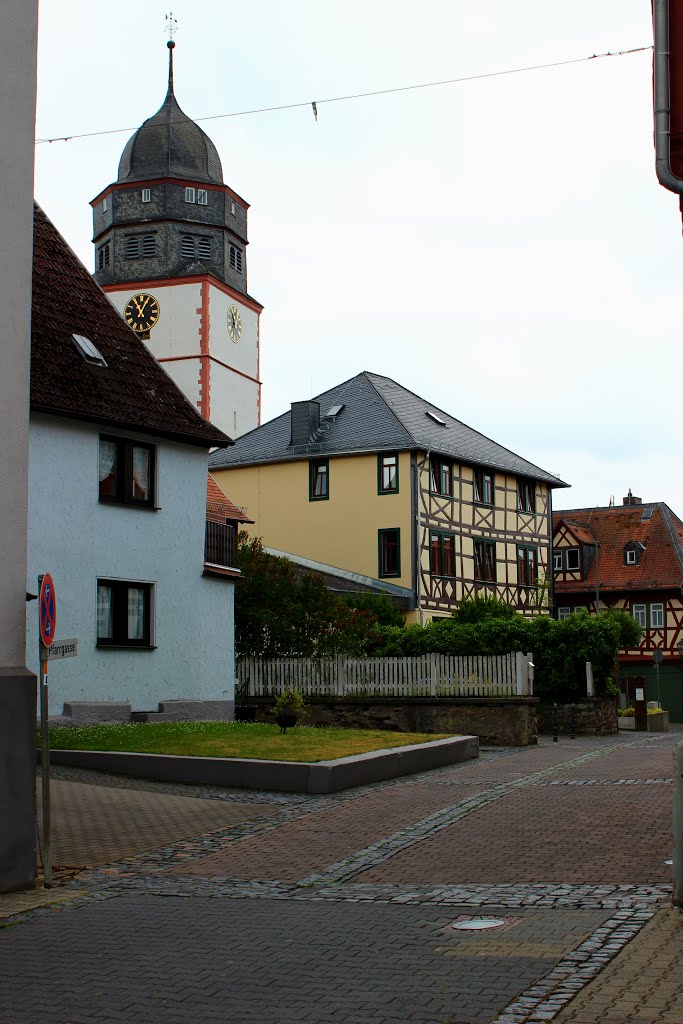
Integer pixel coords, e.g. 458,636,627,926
30,204,231,449
554,504,683,592
206,476,253,523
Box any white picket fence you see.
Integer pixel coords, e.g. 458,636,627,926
237,652,534,699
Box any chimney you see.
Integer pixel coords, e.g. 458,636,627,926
290,401,321,446
623,489,642,506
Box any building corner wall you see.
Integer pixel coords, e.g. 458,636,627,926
0,0,39,891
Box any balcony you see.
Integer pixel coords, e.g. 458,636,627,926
204,520,237,573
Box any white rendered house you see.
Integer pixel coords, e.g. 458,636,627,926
26,204,240,722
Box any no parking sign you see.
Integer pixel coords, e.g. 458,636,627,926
39,573,57,648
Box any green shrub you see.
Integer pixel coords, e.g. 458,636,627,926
451,595,521,623
370,611,626,702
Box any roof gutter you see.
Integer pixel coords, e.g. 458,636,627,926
653,0,683,192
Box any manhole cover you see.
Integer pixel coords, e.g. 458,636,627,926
452,917,507,931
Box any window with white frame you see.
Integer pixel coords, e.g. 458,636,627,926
141,188,151,203
651,603,665,629
557,607,571,620
230,201,236,215
197,189,208,205
565,548,580,571
101,196,108,213
97,579,153,647
632,603,646,628
553,551,563,571
185,187,196,203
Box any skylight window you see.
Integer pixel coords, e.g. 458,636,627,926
72,334,107,367
324,404,345,420
641,508,654,521
426,410,446,426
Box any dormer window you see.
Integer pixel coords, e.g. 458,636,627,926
565,548,580,571
624,542,644,566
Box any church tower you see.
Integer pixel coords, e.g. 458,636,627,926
91,40,262,437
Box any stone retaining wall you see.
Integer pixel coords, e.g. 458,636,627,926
536,697,618,737
251,696,538,746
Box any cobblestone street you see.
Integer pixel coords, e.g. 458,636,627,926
1,732,681,1023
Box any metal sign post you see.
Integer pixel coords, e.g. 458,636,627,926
653,648,663,708
38,573,56,889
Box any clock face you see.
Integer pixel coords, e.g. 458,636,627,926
227,304,242,343
124,293,160,333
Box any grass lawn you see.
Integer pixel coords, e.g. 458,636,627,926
46,722,453,762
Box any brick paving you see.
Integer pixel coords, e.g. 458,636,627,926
37,776,282,867
0,732,679,1024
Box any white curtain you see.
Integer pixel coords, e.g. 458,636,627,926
97,584,113,639
98,440,117,483
127,587,145,640
132,447,149,500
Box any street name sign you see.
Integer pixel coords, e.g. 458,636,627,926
42,638,78,661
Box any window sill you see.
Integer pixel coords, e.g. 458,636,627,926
96,643,157,651
98,498,160,511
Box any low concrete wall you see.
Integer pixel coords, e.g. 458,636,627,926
252,696,537,746
537,697,618,736
49,735,479,793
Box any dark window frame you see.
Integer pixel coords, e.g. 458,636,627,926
473,469,494,506
517,478,536,514
517,544,538,587
474,538,497,582
97,242,110,271
378,528,401,578
97,579,153,648
309,459,329,501
229,245,243,273
429,456,454,497
430,530,456,577
377,452,399,494
98,435,156,509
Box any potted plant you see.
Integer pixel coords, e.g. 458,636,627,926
272,689,307,733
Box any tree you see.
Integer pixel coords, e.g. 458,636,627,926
341,592,405,627
234,534,379,657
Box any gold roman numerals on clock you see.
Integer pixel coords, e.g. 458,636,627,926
124,293,160,333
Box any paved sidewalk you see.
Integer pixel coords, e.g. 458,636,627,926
0,733,680,1023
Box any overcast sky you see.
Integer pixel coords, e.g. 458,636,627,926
33,1,683,515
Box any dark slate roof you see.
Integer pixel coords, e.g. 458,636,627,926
209,371,567,486
554,503,683,592
31,203,231,449
117,45,223,185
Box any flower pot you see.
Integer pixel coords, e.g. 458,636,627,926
276,713,298,733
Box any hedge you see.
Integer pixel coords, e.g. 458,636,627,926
369,611,638,701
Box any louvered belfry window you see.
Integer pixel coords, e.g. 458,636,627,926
229,245,243,273
197,237,211,260
181,236,195,259
141,235,155,257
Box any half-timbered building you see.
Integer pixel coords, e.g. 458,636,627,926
553,493,683,721
210,372,568,622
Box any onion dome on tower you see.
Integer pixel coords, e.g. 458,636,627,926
117,41,223,185
91,40,251,297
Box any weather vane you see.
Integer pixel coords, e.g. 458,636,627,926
165,11,178,43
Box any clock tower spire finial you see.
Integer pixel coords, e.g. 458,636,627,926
165,12,177,93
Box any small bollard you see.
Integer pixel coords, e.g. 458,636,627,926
570,703,576,740
552,702,559,742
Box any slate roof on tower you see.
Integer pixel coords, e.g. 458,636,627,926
31,203,231,449
209,370,568,486
117,42,223,185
